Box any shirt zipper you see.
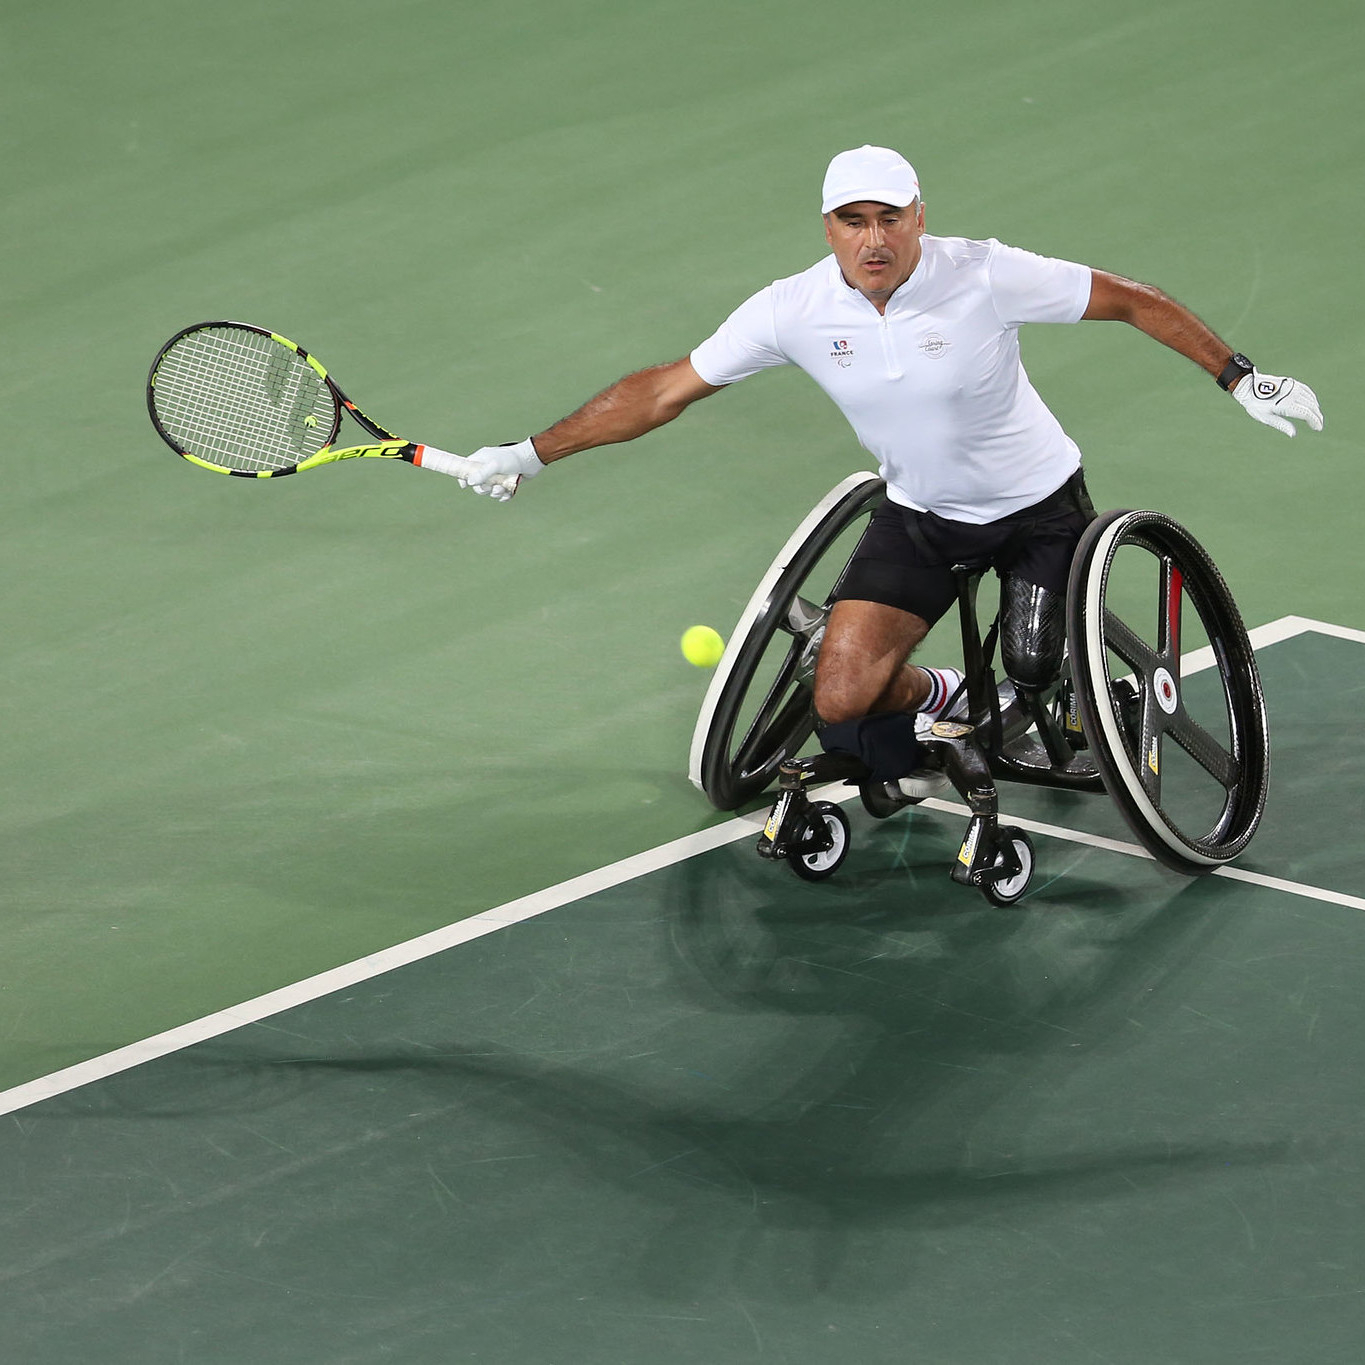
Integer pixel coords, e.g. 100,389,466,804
879,313,903,379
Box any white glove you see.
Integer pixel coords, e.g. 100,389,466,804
1233,370,1324,438
461,438,545,502
416,438,542,502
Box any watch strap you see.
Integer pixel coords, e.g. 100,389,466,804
1217,352,1255,392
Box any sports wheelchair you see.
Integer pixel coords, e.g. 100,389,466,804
688,473,1270,906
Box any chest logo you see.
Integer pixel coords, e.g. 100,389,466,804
918,333,951,359
829,338,855,368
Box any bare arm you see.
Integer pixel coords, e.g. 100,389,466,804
1080,269,1323,436
531,357,724,463
1083,270,1240,386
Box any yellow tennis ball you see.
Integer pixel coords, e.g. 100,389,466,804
681,625,725,668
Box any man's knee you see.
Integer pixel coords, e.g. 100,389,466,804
814,649,921,724
813,599,931,723
813,675,881,727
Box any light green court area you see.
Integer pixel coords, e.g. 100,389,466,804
1,8,1362,1350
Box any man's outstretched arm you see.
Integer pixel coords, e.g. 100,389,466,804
1083,270,1323,437
444,357,724,497
530,357,724,462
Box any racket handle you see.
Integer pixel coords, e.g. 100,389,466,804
414,445,470,478
415,445,520,497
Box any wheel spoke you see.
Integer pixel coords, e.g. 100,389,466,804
1137,706,1163,804
732,643,812,779
780,594,825,637
778,595,826,687
1102,609,1161,676
733,690,813,779
1159,556,1183,657
1167,710,1240,789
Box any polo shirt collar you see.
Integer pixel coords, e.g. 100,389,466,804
827,249,930,315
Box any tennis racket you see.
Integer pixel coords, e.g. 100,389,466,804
146,320,515,492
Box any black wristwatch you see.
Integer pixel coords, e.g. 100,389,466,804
1217,352,1255,391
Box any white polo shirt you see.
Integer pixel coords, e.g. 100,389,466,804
689,235,1093,523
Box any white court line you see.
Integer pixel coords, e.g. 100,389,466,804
0,809,771,1119
1,613,1360,1119
917,799,1365,913
1248,615,1365,648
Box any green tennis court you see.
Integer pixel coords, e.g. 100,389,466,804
5,624,1365,1362
2,0,1362,1358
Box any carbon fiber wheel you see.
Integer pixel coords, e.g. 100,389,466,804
688,472,886,810
1066,510,1270,873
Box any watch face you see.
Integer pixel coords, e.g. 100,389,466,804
1232,353,1254,371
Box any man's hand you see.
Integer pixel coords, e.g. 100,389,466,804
1233,371,1324,438
459,438,545,500
414,442,534,499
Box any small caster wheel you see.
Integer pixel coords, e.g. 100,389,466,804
787,801,851,882
980,826,1035,907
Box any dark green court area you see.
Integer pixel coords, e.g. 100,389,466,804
3,630,1362,1364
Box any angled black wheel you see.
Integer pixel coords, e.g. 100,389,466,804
1066,509,1270,873
689,472,886,809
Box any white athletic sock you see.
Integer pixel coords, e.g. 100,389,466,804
916,666,967,720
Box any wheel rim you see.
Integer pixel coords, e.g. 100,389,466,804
797,805,848,874
1067,510,1269,871
988,835,1033,901
689,473,886,809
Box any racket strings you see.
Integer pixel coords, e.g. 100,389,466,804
152,327,339,472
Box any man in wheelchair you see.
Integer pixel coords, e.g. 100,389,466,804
453,145,1323,893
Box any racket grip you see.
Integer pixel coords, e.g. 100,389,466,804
414,445,469,479
412,444,518,499
415,445,519,497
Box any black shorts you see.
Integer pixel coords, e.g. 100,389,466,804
834,469,1096,626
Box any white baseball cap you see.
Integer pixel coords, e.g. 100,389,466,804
821,145,920,214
